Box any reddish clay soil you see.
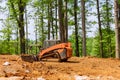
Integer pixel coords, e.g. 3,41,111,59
0,55,120,80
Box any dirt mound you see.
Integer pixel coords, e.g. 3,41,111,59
0,55,120,80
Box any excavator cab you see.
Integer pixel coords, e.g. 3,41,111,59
43,40,61,49
36,40,72,62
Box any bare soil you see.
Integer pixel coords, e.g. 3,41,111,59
0,55,120,80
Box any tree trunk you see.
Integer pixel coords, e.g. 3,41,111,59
81,0,86,56
7,27,10,54
9,0,19,54
7,15,10,54
64,0,68,42
74,0,79,57
16,28,19,54
106,0,112,56
114,0,120,58
96,0,103,57
55,0,58,39
58,0,65,42
48,4,50,40
41,4,44,45
35,18,38,54
50,3,55,39
10,0,26,54
18,0,25,54
25,6,28,54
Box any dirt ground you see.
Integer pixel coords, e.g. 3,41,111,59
0,55,120,80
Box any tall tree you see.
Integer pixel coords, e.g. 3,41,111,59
25,6,28,54
58,0,66,42
35,18,38,54
114,0,120,58
18,0,26,54
106,0,112,55
1,18,12,53
50,1,55,39
9,0,26,54
55,0,58,39
74,0,79,57
81,0,86,56
96,0,103,57
41,0,44,44
48,3,50,40
64,0,68,42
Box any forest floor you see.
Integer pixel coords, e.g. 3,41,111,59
0,55,120,80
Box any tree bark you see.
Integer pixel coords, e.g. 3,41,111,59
35,18,38,54
106,0,112,56
48,4,50,40
16,27,19,54
41,0,44,45
50,2,55,39
64,0,68,42
58,0,65,42
81,0,86,56
55,0,58,39
96,0,103,57
74,0,79,57
25,6,28,54
114,0,120,58
9,0,26,54
18,0,25,54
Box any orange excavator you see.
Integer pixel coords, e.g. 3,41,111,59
35,40,72,62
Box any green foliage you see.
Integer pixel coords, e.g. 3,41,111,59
86,37,94,56
69,34,76,56
0,0,116,58
118,0,120,4
0,18,20,54
91,28,115,58
91,35,100,57
69,33,82,56
0,40,18,54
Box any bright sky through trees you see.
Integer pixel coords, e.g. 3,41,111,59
0,0,114,40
